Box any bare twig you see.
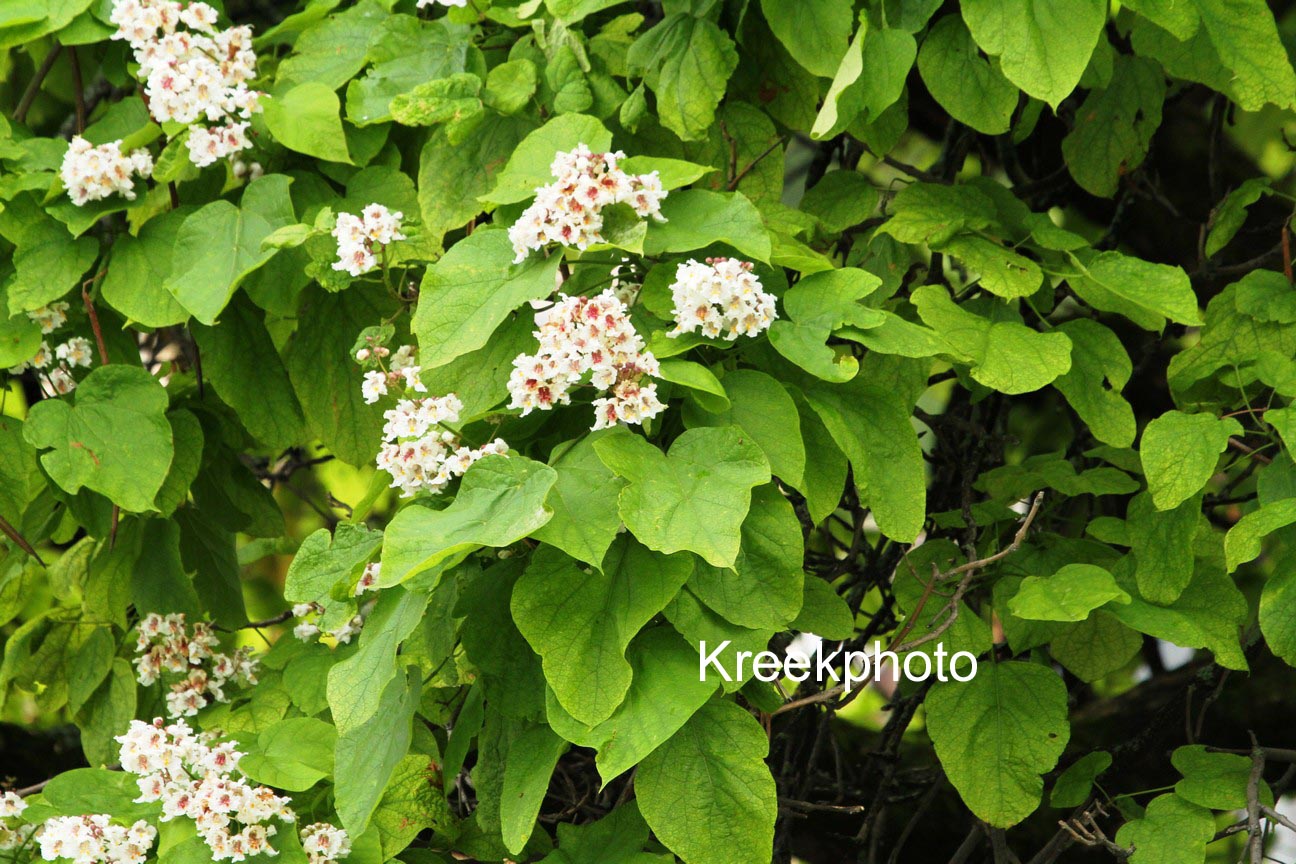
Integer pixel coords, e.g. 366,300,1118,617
1247,733,1266,864
14,45,62,125
68,46,85,134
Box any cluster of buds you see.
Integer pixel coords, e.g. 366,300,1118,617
668,258,778,340
332,205,404,278
7,303,95,396
108,0,261,167
507,290,664,430
37,816,155,864
133,613,258,718
0,792,32,851
59,137,154,206
508,145,667,262
116,719,300,863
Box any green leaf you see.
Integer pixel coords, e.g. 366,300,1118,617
594,426,770,568
263,82,353,164
512,538,692,725
412,229,561,368
878,182,997,246
165,176,296,325
643,189,771,262
926,661,1070,827
277,0,389,89
334,667,419,837
939,234,1042,298
1261,554,1296,666
285,285,394,467
804,380,926,542
537,801,664,864
917,15,1018,135
100,206,192,327
1049,611,1142,682
911,285,1073,394
371,754,453,859
344,16,469,125
500,725,568,854
23,366,173,513
1050,751,1111,808
389,73,483,127
812,25,916,139
1008,563,1130,622
380,455,557,586
284,522,383,604
1061,56,1165,197
759,0,853,77
1224,498,1296,572
76,658,136,767
327,588,430,733
1113,794,1215,864
1127,491,1201,604
1110,557,1249,670
0,195,98,315
656,359,728,409
28,768,155,822
1140,410,1241,510
0,310,38,369
688,484,804,629
790,577,855,639
627,13,738,141
960,0,1106,108
531,432,626,569
484,59,538,115
768,267,885,382
485,114,612,205
1053,319,1137,448
800,171,879,234
1206,178,1270,258
191,296,305,450
683,369,806,489
239,717,337,791
1070,251,1202,328
636,700,777,864
1171,745,1273,810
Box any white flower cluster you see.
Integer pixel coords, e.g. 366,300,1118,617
290,602,365,644
508,145,667,263
376,393,509,497
7,304,94,396
59,137,154,206
360,343,424,405
332,205,404,277
507,290,664,430
133,613,258,718
37,816,155,864
116,718,297,862
109,0,261,167
299,824,351,864
668,257,777,340
354,562,381,596
0,792,32,851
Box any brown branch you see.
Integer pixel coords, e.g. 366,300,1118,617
68,46,85,134
1247,733,1265,864
82,276,110,365
1228,438,1273,465
14,45,61,125
1208,746,1296,764
729,137,786,191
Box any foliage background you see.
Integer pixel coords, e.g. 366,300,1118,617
3,0,1296,863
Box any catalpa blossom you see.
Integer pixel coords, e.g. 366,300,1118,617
7,305,95,396
28,302,69,335
60,137,154,206
299,824,351,864
668,257,778,340
133,612,257,718
116,718,293,862
355,562,380,596
56,337,95,369
508,144,668,263
37,816,155,864
290,602,364,645
507,289,665,430
0,792,31,851
332,205,404,278
109,0,262,167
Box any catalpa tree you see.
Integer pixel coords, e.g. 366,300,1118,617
1,0,1295,862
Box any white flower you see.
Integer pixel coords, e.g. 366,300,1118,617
506,289,663,430
668,257,778,340
361,370,388,404
56,337,95,368
508,144,668,262
27,303,69,334
60,137,154,206
47,367,77,395
132,613,257,718
355,563,380,596
110,0,261,167
38,815,155,864
300,824,350,864
332,206,403,277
